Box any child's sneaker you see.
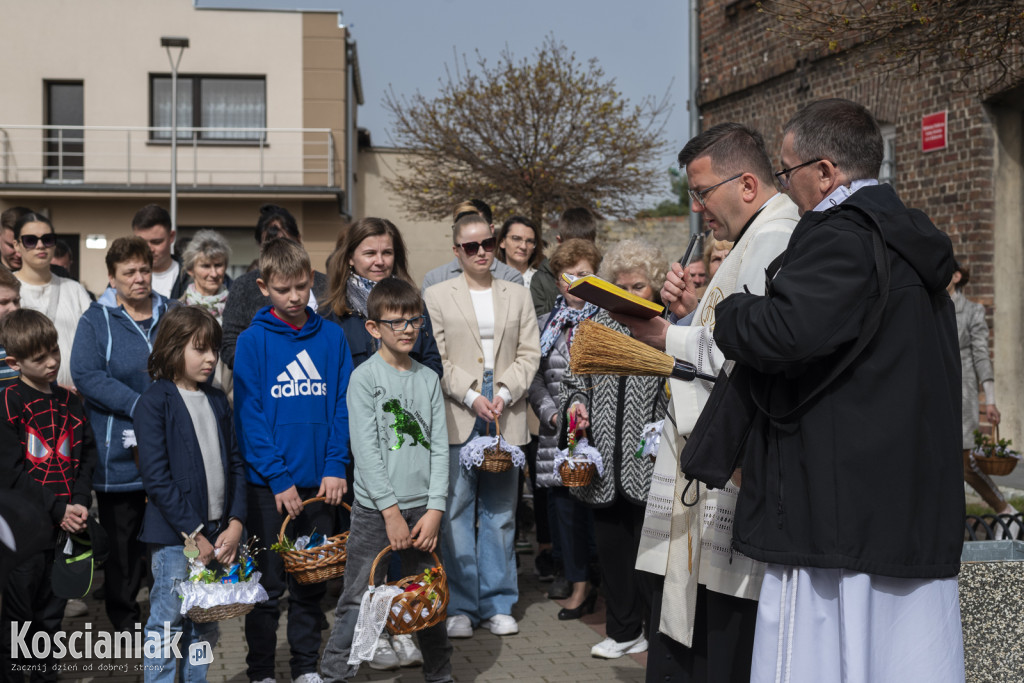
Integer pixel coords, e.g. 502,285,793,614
391,634,423,667
291,675,323,683
367,636,400,671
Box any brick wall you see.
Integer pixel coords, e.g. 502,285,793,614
697,0,1001,317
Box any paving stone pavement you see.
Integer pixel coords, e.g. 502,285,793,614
54,555,647,683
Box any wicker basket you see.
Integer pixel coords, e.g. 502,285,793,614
277,498,350,585
973,425,1020,477
186,601,255,624
477,421,513,473
369,546,449,636
559,459,596,487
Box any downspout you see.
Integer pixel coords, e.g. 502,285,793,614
689,0,702,237
342,18,364,220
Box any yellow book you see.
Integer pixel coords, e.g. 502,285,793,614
562,273,665,319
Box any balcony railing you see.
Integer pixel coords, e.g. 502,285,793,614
0,124,337,190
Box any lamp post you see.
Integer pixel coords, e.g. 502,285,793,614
161,36,189,232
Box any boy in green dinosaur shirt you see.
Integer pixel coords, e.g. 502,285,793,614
321,278,452,683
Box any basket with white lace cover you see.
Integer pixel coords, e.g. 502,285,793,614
459,421,525,473
368,546,448,636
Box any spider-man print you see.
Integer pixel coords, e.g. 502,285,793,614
2,389,84,501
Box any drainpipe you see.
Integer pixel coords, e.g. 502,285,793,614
343,25,363,221
689,0,702,238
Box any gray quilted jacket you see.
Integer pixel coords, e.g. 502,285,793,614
527,312,572,488
559,312,669,507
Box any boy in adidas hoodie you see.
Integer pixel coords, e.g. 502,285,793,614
234,238,353,683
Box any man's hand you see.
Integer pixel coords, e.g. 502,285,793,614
383,506,412,550
661,262,699,318
318,476,347,505
472,395,497,422
60,504,88,533
410,510,443,553
214,519,244,566
608,312,671,351
274,485,304,519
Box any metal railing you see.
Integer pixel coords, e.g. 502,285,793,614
0,124,337,189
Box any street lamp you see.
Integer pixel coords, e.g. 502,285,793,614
161,36,189,232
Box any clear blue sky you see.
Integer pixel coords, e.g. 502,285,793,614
198,0,691,207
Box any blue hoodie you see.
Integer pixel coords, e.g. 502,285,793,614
70,288,176,492
233,306,353,492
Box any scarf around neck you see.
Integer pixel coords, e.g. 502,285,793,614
346,273,378,318
181,282,228,321
539,296,598,356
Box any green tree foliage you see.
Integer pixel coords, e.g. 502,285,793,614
759,0,1024,94
637,167,689,218
383,37,670,226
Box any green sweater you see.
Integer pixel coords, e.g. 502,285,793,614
348,353,449,512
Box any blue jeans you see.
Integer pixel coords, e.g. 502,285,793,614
440,372,519,623
145,545,219,683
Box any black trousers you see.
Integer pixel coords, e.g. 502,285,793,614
645,576,758,683
522,435,551,545
95,490,149,631
592,498,650,642
1,548,65,683
245,484,336,680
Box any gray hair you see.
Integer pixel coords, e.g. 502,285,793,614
182,229,231,273
783,99,883,181
598,239,669,294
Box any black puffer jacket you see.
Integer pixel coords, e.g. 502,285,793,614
559,312,668,507
714,183,963,579
527,312,571,489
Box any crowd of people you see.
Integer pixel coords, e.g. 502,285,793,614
0,97,993,683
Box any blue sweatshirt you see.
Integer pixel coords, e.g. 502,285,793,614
233,306,353,493
70,288,176,492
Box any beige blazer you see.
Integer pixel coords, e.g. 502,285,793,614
424,275,541,445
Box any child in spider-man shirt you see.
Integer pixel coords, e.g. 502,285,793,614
0,308,97,680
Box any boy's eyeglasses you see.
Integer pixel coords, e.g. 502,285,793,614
457,237,497,254
20,233,56,249
376,315,427,332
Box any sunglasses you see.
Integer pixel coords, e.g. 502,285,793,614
457,237,497,254
20,233,57,249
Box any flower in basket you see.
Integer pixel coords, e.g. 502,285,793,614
459,431,526,471
972,429,1022,460
553,410,604,479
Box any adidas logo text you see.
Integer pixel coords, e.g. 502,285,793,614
272,350,328,399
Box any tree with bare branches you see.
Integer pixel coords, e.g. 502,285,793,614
759,0,1024,95
383,36,670,226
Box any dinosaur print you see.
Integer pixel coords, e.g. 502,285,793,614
382,398,431,451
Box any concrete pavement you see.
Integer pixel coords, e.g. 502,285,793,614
53,555,646,683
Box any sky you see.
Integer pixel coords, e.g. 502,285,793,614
198,0,692,208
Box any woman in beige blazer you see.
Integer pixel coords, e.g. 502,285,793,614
424,213,541,639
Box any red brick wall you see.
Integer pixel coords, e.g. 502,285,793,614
697,0,999,318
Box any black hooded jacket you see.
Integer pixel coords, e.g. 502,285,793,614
714,183,963,579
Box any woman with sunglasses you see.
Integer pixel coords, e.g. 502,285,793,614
424,212,541,639
12,212,91,389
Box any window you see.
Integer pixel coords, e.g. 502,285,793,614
45,81,84,180
150,75,265,141
879,123,896,185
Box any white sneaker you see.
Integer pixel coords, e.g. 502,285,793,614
64,598,88,618
391,633,423,667
446,614,473,638
480,614,518,635
251,679,275,683
367,636,400,671
291,674,323,683
590,635,648,659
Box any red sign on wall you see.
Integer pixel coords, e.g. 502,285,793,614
922,111,947,152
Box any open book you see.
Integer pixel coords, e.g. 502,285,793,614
561,273,665,319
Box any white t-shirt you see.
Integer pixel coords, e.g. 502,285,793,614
18,275,92,388
151,260,180,299
461,287,512,410
177,386,225,521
